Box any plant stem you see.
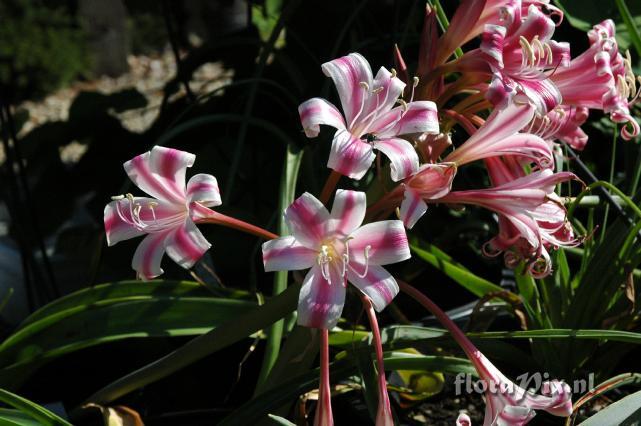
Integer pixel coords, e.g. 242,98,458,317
320,170,341,205
315,328,334,425
197,211,278,240
361,295,393,424
398,280,477,364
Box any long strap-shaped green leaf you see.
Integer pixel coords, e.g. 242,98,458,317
579,388,641,425
469,328,641,344
79,281,301,408
255,144,303,390
410,242,504,297
0,388,71,426
614,0,641,57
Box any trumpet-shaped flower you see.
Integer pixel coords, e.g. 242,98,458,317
471,352,572,425
444,98,553,169
262,190,410,328
441,164,578,277
440,0,564,61
299,53,439,181
104,146,220,280
550,20,640,140
458,3,569,113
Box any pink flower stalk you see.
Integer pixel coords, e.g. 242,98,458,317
527,105,589,150
299,53,439,181
441,165,578,277
550,20,640,140
400,281,573,426
400,163,458,229
458,2,570,113
362,296,394,426
104,146,220,280
315,329,334,426
262,190,410,329
444,99,553,169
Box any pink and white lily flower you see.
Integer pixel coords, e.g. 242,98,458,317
444,98,553,169
459,2,570,113
104,146,220,280
550,20,640,140
262,190,410,328
299,53,439,181
440,164,578,277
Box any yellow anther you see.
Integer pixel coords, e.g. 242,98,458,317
412,76,419,87
359,81,370,91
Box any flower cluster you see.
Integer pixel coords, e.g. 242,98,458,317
99,0,641,424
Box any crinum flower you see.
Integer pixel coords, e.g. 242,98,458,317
299,53,439,181
104,146,220,280
262,189,410,328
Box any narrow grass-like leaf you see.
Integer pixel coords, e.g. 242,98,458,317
614,0,641,56
579,388,641,425
470,328,641,344
410,243,504,297
0,388,71,426
0,282,256,389
267,414,296,425
255,144,303,391
81,281,301,408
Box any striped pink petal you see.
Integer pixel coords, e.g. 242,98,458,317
165,218,211,269
373,101,440,139
321,53,373,127
328,190,366,237
447,99,540,165
284,192,330,249
519,78,562,114
400,188,428,229
131,230,172,280
327,130,376,180
480,24,507,68
104,200,145,246
187,173,221,207
459,100,535,150
449,133,553,169
297,265,346,329
390,101,439,137
124,146,194,204
299,97,346,138
372,138,419,181
104,197,185,246
346,265,399,312
262,235,317,272
349,220,410,266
